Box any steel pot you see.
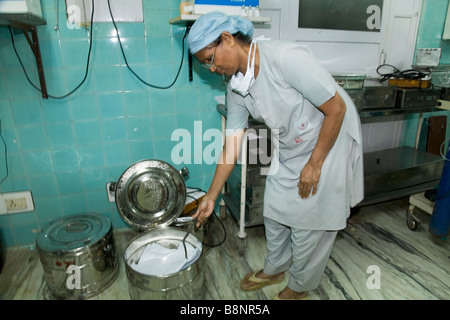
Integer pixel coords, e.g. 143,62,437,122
124,227,204,299
36,214,119,300
115,159,205,300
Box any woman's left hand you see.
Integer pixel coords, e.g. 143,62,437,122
297,93,345,199
298,161,322,199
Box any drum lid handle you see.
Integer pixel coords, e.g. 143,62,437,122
66,222,88,233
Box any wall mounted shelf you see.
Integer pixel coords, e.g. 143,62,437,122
169,14,271,25
1,14,48,98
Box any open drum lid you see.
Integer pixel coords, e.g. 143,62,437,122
115,160,187,229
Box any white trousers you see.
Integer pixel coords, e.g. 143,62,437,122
262,217,338,292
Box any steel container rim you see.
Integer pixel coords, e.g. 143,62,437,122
124,226,203,278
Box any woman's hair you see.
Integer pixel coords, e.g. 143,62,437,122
210,32,251,48
233,32,252,45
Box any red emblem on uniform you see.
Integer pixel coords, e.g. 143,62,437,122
295,137,304,144
296,118,309,131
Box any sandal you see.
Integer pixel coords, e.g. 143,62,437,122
240,270,284,291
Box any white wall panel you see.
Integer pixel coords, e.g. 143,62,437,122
301,42,381,75
362,119,403,153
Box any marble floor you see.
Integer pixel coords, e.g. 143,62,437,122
1,197,449,300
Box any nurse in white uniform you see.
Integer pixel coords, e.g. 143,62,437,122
188,12,364,300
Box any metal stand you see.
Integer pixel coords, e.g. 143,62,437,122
238,131,248,241
219,113,248,254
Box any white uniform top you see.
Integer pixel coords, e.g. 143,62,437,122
225,39,364,231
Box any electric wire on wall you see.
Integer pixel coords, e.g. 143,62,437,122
0,119,8,187
8,0,187,99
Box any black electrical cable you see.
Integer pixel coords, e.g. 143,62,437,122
186,186,227,248
202,210,227,249
9,0,95,99
186,187,205,204
8,27,41,93
0,119,9,186
106,0,186,89
376,64,431,83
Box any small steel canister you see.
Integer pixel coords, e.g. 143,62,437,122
36,214,118,300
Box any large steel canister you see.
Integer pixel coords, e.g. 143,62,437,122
430,145,450,238
36,214,119,299
124,227,204,300
115,159,205,300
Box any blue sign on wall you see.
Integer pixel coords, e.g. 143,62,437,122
195,0,259,7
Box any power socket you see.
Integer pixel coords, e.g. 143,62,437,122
0,191,35,214
106,182,116,202
5,197,27,211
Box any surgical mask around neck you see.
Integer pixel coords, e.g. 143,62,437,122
230,39,258,97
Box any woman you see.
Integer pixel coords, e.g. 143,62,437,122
188,12,364,300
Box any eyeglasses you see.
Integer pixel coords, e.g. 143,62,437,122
202,45,217,70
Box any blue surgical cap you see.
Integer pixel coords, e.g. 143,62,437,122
188,11,254,54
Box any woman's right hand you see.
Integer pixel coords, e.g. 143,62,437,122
193,196,216,227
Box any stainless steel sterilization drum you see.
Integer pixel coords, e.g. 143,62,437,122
36,214,119,300
115,159,205,300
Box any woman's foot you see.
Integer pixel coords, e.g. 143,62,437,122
240,270,285,291
273,286,309,300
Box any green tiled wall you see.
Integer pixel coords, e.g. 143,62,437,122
0,0,224,247
415,0,450,65
402,0,450,148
